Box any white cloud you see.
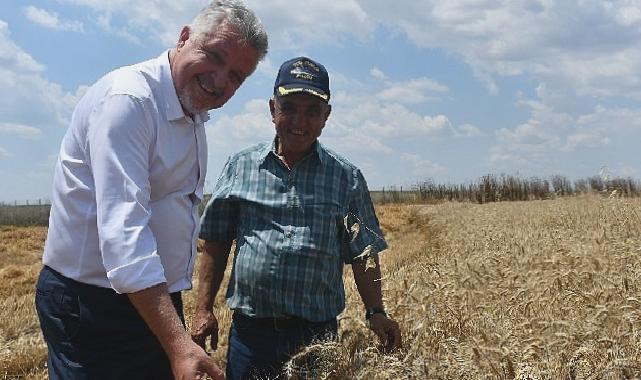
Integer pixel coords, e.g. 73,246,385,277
0,123,42,139
328,70,461,141
457,123,482,137
324,131,394,155
496,122,558,149
60,0,200,44
332,101,477,141
50,1,641,106
564,132,611,150
369,67,386,80
356,1,641,104
367,67,449,104
96,13,141,44
0,20,86,202
249,1,374,48
576,104,641,130
24,6,84,32
58,0,376,49
57,0,374,48
254,58,278,80
0,21,81,128
400,153,448,177
204,65,472,162
199,61,489,185
615,5,641,26
208,99,273,144
333,102,453,138
0,21,44,73
490,95,641,171
378,77,448,104
487,145,548,173
0,66,80,128
48,0,641,185
203,71,462,161
488,148,519,164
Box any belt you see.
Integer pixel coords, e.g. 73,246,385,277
233,312,330,332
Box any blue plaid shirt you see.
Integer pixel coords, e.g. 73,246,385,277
199,139,387,322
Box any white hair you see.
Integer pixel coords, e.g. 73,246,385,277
190,0,268,61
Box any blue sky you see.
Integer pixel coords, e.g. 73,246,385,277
1,0,640,202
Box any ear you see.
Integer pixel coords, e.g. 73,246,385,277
322,104,332,124
177,26,190,49
269,98,276,122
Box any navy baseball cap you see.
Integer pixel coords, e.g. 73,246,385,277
274,57,330,103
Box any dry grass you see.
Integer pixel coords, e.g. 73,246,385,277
2,195,641,379
286,195,641,379
0,226,48,379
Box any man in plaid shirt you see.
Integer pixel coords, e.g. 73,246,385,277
192,56,402,379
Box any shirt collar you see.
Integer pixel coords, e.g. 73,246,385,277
313,140,325,165
258,139,275,162
160,50,210,124
260,137,325,165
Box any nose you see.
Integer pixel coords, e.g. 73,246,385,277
289,110,308,126
210,70,228,95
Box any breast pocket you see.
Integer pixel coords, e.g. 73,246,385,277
301,200,344,255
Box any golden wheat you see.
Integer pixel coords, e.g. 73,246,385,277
2,195,641,379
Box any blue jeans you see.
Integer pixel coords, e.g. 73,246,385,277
35,265,184,380
226,312,338,380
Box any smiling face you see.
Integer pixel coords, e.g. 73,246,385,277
170,19,260,116
269,93,331,164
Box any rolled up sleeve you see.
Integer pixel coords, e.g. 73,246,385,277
87,94,166,294
342,169,388,264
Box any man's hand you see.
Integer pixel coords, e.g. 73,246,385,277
191,309,219,353
171,337,224,380
127,284,224,380
368,313,402,352
192,240,232,354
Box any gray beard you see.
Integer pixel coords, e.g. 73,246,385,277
178,91,205,117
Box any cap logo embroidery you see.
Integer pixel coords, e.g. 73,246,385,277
274,56,330,103
290,67,315,81
293,60,320,72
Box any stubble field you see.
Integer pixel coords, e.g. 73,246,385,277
1,195,640,379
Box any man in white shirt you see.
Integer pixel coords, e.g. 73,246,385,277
35,1,267,379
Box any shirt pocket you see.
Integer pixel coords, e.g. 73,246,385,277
301,199,344,255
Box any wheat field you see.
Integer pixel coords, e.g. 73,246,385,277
1,195,640,379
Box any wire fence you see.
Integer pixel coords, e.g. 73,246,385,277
0,199,50,207
2,174,639,226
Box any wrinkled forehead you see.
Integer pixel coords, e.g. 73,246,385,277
195,19,245,45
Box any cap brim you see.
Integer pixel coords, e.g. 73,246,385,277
276,86,329,102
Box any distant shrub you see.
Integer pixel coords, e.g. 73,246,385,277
373,174,641,204
0,205,51,226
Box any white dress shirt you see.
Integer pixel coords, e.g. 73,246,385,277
43,51,208,294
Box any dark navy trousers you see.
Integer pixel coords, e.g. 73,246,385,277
35,265,183,380
226,312,338,380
